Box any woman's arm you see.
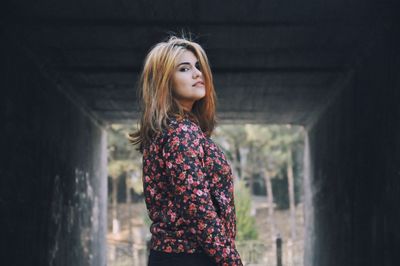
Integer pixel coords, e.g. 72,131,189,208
162,121,243,266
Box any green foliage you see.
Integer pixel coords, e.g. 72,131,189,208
108,124,141,163
234,179,258,241
108,124,144,196
214,124,305,209
141,208,152,228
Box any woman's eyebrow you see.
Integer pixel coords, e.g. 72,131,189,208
177,61,199,67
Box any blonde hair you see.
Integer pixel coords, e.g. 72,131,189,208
129,35,217,152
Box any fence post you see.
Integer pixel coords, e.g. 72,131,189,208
276,234,282,266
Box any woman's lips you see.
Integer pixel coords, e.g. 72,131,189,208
193,81,204,87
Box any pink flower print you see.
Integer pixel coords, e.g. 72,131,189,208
197,221,206,230
178,172,186,180
212,174,219,183
141,116,243,265
176,230,184,237
209,248,216,255
181,124,188,131
207,227,214,234
189,203,197,213
153,144,159,153
222,165,230,174
168,210,176,222
223,246,231,255
172,136,180,146
206,210,217,219
197,169,204,177
220,193,228,203
199,204,205,212
177,185,186,194
175,153,184,164
194,189,203,197
199,145,204,154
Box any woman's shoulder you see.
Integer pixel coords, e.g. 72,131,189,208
162,115,205,142
167,115,201,132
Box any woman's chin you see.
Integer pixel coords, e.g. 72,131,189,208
196,94,206,101
196,89,206,99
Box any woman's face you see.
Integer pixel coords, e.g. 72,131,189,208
172,50,206,111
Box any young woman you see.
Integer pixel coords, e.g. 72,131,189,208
130,36,243,266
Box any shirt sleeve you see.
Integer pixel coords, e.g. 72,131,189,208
162,123,243,266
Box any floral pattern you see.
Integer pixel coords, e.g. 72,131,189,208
142,114,243,266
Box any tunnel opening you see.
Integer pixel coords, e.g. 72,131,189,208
105,122,307,266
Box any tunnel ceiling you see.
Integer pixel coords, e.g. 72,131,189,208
3,0,390,125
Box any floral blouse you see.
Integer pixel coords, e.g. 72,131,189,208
142,114,243,266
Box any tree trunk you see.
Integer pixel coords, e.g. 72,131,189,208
126,173,132,204
263,168,276,237
234,140,242,179
126,172,133,243
247,143,254,194
287,147,297,240
112,177,119,234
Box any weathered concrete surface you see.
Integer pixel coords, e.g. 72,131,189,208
305,25,400,266
0,33,108,266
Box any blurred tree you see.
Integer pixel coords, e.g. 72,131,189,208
213,125,247,180
107,124,142,235
213,124,304,240
275,125,304,241
234,178,258,241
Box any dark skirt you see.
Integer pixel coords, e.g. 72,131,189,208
148,249,217,266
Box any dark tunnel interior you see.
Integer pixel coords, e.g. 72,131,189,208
1,1,400,265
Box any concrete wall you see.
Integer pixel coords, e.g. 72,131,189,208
305,26,400,266
0,33,107,265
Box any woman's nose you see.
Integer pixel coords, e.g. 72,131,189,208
193,67,202,78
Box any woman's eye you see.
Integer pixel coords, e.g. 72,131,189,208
179,67,190,72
